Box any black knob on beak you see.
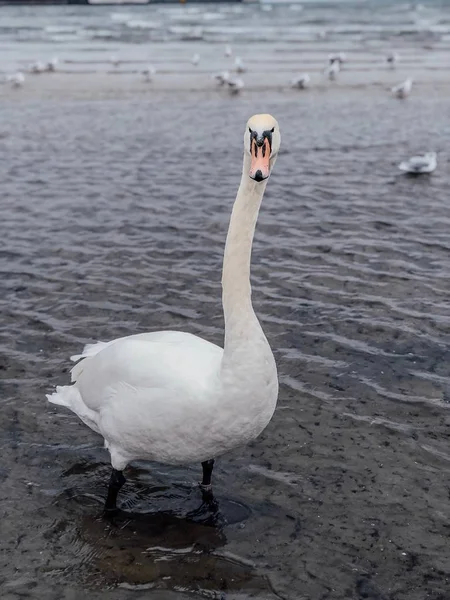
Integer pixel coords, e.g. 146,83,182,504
253,170,264,182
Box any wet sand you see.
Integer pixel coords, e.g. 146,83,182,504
1,68,450,600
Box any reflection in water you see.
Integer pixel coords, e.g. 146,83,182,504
71,489,270,597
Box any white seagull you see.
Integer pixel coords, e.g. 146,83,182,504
325,61,340,81
29,61,46,74
234,57,247,73
213,71,230,86
386,51,399,69
398,152,437,174
225,45,232,58
142,65,156,82
227,77,244,95
6,72,25,88
46,57,58,72
290,73,310,89
391,77,412,99
192,53,200,66
328,52,346,65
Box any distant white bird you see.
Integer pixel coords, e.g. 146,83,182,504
325,61,340,81
142,65,156,82
290,73,310,89
328,52,346,65
225,45,232,58
192,53,200,66
391,77,412,99
234,56,247,73
227,77,244,95
213,71,230,86
398,152,437,174
110,55,120,68
6,72,25,88
46,57,58,72
386,51,399,69
29,61,46,74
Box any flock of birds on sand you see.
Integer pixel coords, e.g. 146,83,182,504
3,47,436,175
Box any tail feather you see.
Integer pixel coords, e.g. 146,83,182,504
46,385,81,408
70,340,113,362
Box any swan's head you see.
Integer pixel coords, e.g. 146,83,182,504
245,114,280,182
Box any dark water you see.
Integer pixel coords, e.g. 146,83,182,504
1,89,450,599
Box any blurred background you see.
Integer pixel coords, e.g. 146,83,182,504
1,1,449,600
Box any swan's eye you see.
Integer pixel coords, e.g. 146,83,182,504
248,127,252,134
270,127,275,133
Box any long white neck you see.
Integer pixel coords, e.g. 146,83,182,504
221,153,269,355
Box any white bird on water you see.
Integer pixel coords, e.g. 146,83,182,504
225,45,232,58
47,114,280,513
213,70,230,86
46,57,58,72
328,52,346,65
235,56,247,73
110,55,120,68
29,61,46,74
398,152,437,174
325,61,340,81
6,72,25,88
386,51,399,69
192,53,200,66
142,65,156,82
392,77,412,98
290,73,310,89
227,77,244,95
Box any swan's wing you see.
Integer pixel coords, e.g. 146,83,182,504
72,331,223,413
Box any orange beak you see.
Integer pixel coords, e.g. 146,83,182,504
249,137,271,182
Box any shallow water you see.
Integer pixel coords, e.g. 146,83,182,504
1,88,449,599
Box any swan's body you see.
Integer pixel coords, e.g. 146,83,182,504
47,114,281,510
392,77,412,98
290,73,310,89
398,152,436,174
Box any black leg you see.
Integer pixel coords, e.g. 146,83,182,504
200,459,215,489
104,468,126,514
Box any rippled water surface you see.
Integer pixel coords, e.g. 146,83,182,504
1,3,450,600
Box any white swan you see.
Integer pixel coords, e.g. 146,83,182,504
47,114,281,512
398,152,437,174
391,77,412,99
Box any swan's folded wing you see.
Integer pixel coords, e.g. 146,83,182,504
72,332,223,414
